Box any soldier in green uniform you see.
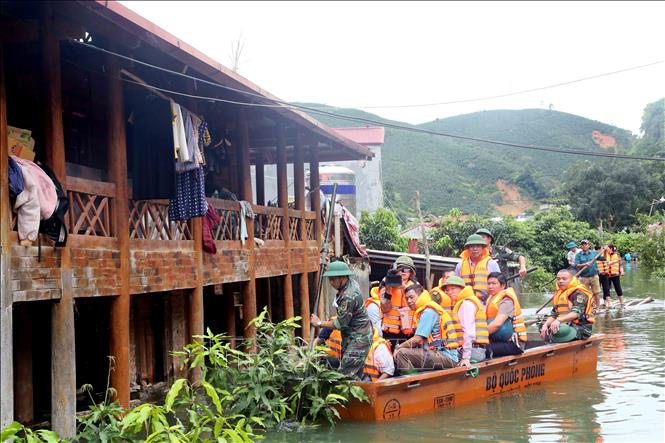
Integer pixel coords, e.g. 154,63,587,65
311,261,372,379
476,228,528,278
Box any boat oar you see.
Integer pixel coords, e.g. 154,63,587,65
505,267,538,282
534,253,603,315
295,183,338,422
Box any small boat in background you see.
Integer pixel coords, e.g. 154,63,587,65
340,333,603,421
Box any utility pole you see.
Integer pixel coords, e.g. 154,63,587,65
415,191,431,290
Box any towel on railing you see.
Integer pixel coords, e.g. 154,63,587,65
202,204,221,254
239,200,255,245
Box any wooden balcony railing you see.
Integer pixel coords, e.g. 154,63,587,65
253,205,284,241
208,198,241,241
129,199,192,240
305,212,317,241
65,176,115,237
288,209,301,241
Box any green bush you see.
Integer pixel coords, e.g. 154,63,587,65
359,208,408,252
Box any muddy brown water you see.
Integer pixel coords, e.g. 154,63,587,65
269,265,665,442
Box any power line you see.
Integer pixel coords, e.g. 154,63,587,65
328,59,665,109
67,40,665,163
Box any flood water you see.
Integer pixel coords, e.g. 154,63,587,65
269,265,665,442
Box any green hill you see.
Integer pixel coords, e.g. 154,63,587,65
297,104,635,216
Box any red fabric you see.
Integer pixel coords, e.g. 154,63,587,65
341,205,368,258
202,204,221,254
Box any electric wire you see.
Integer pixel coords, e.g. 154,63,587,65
66,40,665,162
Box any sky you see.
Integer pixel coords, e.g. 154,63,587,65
120,1,665,134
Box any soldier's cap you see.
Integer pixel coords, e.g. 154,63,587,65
580,239,589,244
475,228,494,241
442,275,465,289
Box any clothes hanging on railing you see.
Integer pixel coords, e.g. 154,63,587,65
171,101,189,163
8,156,24,200
12,156,57,220
37,161,69,247
12,160,41,241
202,204,221,254
239,200,255,245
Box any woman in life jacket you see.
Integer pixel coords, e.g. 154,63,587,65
485,272,527,358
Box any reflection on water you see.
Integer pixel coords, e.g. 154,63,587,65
269,267,665,442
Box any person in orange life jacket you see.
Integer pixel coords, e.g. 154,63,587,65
393,284,461,372
540,269,595,343
485,272,527,358
442,276,489,367
455,234,500,302
430,270,455,312
381,259,417,348
598,244,625,308
476,228,528,279
361,326,395,382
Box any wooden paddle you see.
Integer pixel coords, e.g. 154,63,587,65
534,250,604,315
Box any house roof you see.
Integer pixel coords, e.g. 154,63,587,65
332,127,385,145
80,1,373,161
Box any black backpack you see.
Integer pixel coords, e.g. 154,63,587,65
36,161,69,247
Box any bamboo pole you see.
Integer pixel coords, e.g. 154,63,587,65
415,191,431,290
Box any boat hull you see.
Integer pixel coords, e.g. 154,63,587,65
340,334,603,421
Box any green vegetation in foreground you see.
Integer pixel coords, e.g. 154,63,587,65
1,310,368,443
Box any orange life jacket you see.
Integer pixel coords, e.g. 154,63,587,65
382,280,416,335
324,329,342,359
452,286,490,345
363,328,392,381
429,287,453,311
413,301,462,350
553,278,595,324
486,288,527,342
599,252,620,276
460,249,492,299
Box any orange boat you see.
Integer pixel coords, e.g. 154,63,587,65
340,333,604,421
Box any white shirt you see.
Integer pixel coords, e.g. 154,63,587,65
372,343,395,376
366,302,383,338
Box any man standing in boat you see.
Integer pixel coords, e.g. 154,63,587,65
393,284,461,372
311,261,372,379
475,228,528,279
540,269,595,342
455,234,501,301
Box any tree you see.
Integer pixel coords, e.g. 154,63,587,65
359,208,408,252
558,159,663,231
632,98,665,157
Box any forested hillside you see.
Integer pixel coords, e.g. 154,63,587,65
300,104,635,216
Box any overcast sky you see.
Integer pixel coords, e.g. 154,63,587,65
121,1,664,134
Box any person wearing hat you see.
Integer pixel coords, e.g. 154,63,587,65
573,239,606,311
393,283,462,372
475,228,528,279
566,241,580,270
540,269,595,343
379,268,415,349
430,270,455,312
365,281,385,337
442,276,489,367
311,260,372,379
455,234,500,301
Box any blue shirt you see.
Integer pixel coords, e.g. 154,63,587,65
574,250,604,277
415,308,459,363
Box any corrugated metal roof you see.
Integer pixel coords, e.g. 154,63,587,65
367,249,459,271
332,126,385,145
82,1,373,160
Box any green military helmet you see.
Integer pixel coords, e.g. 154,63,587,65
464,233,486,248
442,275,465,289
475,228,494,242
393,255,416,272
551,324,578,343
323,260,354,277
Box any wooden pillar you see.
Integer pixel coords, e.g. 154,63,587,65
255,153,265,206
294,136,310,336
42,8,76,438
276,124,294,320
13,309,33,423
105,49,130,409
238,109,256,341
0,43,15,429
309,143,324,319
